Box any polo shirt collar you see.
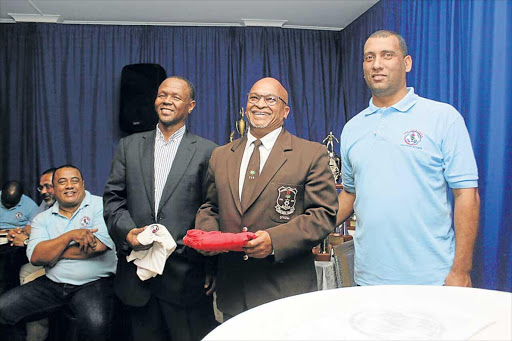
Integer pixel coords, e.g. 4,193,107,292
52,190,91,216
366,87,418,116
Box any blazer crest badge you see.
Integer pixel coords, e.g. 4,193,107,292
275,186,298,216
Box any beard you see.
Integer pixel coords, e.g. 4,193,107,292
43,195,55,206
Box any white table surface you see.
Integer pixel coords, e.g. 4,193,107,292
204,285,512,340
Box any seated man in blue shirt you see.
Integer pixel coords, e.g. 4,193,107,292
0,165,117,341
0,181,38,232
6,168,57,341
0,181,38,295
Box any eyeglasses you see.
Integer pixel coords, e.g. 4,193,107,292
247,93,287,106
37,184,53,192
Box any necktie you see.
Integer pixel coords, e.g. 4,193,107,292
241,139,262,211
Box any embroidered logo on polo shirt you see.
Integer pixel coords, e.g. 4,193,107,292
404,129,423,145
15,212,22,219
275,186,297,216
80,216,91,228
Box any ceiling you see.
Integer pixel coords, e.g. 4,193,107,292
0,0,379,30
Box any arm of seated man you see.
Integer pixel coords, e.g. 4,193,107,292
31,228,99,266
60,235,108,259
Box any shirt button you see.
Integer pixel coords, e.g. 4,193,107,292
242,227,248,232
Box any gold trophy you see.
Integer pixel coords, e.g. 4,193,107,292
236,107,246,137
230,107,247,142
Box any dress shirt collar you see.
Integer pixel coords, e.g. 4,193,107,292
156,124,186,143
246,126,282,151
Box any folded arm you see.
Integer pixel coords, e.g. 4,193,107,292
31,228,104,266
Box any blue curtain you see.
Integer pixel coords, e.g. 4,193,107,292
1,0,510,292
339,0,511,292
0,24,342,199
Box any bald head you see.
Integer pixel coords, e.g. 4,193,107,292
250,77,289,105
1,181,23,209
246,77,290,139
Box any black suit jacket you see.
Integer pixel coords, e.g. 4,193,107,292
103,129,217,307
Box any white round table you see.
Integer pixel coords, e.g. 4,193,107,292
204,285,512,340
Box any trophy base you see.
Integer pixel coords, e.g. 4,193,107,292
312,245,332,261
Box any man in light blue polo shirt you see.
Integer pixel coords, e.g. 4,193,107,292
0,165,117,341
0,181,38,231
337,30,480,287
0,181,39,296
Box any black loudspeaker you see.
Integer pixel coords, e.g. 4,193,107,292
120,63,167,134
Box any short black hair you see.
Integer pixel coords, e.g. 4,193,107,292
169,76,196,101
41,168,56,177
52,164,83,184
367,30,408,56
1,180,23,208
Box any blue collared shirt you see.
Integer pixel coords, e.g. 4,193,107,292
27,191,117,285
0,193,38,230
340,87,478,285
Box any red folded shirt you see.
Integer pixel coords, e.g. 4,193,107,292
183,230,257,252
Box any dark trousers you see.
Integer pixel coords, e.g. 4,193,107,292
0,244,27,295
126,295,218,341
0,275,114,341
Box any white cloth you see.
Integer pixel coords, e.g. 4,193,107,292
126,224,177,281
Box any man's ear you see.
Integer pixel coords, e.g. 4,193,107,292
188,100,196,113
404,55,412,73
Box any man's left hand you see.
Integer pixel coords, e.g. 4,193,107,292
7,227,29,247
204,274,216,296
444,269,472,287
244,230,273,259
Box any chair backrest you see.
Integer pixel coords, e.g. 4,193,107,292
332,239,355,287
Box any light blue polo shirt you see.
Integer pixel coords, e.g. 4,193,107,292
0,193,38,230
27,191,117,285
340,88,478,285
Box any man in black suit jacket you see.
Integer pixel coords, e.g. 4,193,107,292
104,76,218,341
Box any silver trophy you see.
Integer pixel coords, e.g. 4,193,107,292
323,132,342,183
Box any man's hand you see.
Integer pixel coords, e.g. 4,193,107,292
244,230,273,259
204,274,216,296
444,269,472,287
126,226,152,251
69,228,98,252
7,227,29,247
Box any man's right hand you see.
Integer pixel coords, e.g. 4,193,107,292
126,226,153,251
69,228,98,252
